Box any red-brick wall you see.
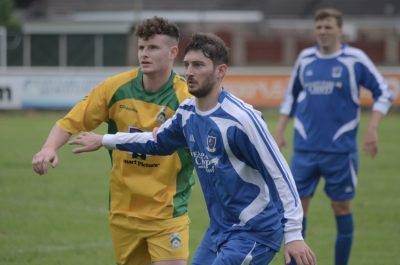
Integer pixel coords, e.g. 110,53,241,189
349,40,385,64
296,40,315,55
246,39,283,64
296,39,386,64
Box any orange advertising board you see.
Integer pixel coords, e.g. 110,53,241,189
223,74,400,108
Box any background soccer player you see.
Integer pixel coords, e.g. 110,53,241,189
68,32,316,265
275,8,393,265
32,17,194,265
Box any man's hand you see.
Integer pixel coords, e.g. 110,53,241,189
32,148,58,175
68,132,104,153
285,240,316,265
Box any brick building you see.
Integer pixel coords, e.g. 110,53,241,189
6,0,400,67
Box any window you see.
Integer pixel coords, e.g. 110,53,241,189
6,31,23,66
31,35,59,66
103,34,128,66
67,35,95,66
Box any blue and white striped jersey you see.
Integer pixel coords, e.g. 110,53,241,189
280,44,392,153
103,90,303,251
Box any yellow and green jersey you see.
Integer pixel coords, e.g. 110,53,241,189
57,68,195,220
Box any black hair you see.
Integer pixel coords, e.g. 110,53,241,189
184,32,229,65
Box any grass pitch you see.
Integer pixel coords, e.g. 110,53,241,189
0,110,399,264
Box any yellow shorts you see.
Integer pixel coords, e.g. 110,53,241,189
109,213,190,265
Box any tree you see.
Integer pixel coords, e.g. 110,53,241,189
0,0,20,30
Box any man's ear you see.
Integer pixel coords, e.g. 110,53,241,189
217,64,228,79
170,46,179,59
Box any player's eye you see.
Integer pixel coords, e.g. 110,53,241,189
193,62,204,68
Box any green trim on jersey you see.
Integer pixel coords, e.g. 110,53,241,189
108,119,118,134
173,148,195,217
58,68,193,220
107,119,118,211
108,69,181,111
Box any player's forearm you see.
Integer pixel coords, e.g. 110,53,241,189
282,194,304,243
276,114,290,135
284,226,304,244
102,132,174,155
102,132,151,149
366,111,383,131
41,124,71,151
283,201,304,244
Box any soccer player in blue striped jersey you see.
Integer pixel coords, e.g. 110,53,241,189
69,33,316,265
275,8,393,265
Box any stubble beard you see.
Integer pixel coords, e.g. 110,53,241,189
189,78,215,98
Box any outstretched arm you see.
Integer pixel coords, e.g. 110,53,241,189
32,125,71,175
68,129,184,156
68,112,187,156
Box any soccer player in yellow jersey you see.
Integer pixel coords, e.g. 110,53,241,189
32,16,194,265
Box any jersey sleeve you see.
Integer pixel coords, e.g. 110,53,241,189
355,52,393,114
103,109,187,155
230,110,304,243
280,55,304,117
56,80,110,134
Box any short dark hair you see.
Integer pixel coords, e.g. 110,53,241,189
314,8,343,28
184,32,229,65
134,16,180,41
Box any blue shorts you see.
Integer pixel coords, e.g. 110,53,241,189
291,151,358,201
192,230,277,265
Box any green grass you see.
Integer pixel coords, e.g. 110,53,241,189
0,110,399,265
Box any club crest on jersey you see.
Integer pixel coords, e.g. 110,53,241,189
332,66,343,78
206,135,217,152
170,232,182,249
305,70,313,76
156,106,167,124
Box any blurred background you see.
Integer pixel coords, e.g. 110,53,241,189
0,0,399,110
0,1,399,265
2,0,400,67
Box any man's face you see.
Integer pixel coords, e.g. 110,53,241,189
183,50,218,98
314,16,342,53
138,35,177,74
